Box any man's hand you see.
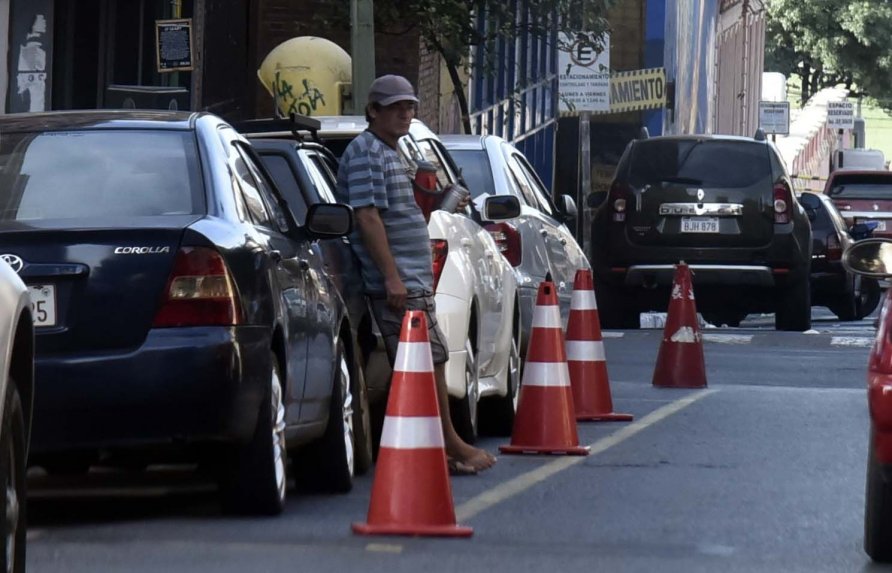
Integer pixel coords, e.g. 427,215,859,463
455,192,471,212
384,275,408,311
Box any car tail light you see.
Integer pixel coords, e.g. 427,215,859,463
608,181,631,222
773,182,792,224
153,247,241,327
431,239,448,291
484,222,522,267
826,233,842,261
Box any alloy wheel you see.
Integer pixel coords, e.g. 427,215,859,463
339,353,355,478
270,364,287,503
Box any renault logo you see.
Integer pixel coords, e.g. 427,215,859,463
697,189,705,202
0,254,23,273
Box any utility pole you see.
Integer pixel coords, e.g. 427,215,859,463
351,0,375,114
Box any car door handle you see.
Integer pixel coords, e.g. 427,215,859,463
270,250,282,263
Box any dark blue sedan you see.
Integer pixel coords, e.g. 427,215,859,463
0,110,372,515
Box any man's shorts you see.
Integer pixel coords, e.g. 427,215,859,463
369,293,449,365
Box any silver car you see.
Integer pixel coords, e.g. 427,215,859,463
442,134,590,351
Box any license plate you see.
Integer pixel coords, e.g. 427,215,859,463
28,285,56,327
681,217,719,233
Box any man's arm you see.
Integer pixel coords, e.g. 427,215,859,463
354,205,407,310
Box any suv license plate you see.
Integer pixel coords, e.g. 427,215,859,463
681,217,719,233
28,285,56,327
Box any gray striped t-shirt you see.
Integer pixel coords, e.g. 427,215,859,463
335,130,433,295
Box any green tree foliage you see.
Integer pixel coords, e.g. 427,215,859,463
765,0,892,107
317,1,613,132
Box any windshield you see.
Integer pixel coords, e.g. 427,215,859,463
828,174,892,199
448,149,496,199
0,129,204,221
627,139,771,188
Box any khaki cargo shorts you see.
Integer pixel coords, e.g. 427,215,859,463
369,292,449,365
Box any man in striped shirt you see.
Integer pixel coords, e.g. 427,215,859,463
336,75,495,475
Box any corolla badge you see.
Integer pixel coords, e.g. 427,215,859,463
0,254,23,273
114,246,171,254
697,189,705,201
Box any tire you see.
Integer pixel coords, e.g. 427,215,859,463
830,296,858,322
296,339,357,493
479,331,521,437
865,431,892,562
775,274,811,331
451,337,479,444
858,278,882,320
0,380,27,573
39,453,94,476
220,351,287,516
348,342,373,476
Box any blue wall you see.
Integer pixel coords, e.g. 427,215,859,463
643,0,666,135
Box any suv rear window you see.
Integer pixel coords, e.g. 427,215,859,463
626,140,771,188
449,149,496,199
0,130,203,221
827,173,892,199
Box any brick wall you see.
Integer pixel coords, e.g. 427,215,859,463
416,41,440,130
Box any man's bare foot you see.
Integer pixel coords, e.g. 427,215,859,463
448,443,496,472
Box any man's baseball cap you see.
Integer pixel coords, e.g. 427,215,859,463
368,74,419,107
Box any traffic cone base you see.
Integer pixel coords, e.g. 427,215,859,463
565,269,634,422
352,311,473,537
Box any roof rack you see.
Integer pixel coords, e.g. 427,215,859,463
233,113,321,142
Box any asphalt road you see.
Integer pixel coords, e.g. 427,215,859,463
24,307,885,573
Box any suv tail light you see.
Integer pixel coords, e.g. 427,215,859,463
153,247,242,327
608,181,631,222
826,233,843,261
773,182,793,224
484,223,522,267
431,239,448,291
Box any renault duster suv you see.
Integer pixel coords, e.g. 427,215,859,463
590,131,812,331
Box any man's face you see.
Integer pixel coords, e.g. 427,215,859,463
370,100,416,140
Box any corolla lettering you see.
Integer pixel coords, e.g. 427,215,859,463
114,246,171,255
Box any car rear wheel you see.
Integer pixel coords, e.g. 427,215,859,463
296,339,358,493
596,283,639,329
451,337,479,444
865,430,892,562
220,351,287,516
775,274,811,331
0,380,26,573
479,331,521,437
858,278,882,319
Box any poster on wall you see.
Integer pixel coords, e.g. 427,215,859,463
9,0,53,113
558,32,610,113
155,19,194,73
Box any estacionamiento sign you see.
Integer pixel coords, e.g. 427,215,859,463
558,32,610,113
609,68,665,112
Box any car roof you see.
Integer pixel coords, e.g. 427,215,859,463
0,109,202,132
439,134,488,149
635,133,766,144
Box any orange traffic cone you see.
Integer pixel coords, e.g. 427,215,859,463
500,281,590,456
652,262,707,388
352,310,472,537
567,269,633,422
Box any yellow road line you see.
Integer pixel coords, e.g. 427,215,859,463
455,389,717,522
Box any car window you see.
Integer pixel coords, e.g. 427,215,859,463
627,140,771,188
506,153,545,210
301,150,338,204
828,173,892,199
514,153,556,216
259,153,309,225
448,149,498,200
414,139,452,189
0,130,202,221
231,145,276,229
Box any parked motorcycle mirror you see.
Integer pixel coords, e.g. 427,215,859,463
842,238,892,278
484,195,521,221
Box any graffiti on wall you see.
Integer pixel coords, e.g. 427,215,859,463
15,14,47,112
271,71,327,117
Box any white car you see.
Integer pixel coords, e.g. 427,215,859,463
0,258,33,572
312,116,523,441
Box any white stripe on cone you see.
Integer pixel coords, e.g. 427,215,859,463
394,342,434,373
379,416,445,449
531,305,562,328
570,290,598,310
521,361,571,387
566,340,606,362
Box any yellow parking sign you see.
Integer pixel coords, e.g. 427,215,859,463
609,68,666,112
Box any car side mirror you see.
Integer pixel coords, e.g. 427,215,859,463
843,238,892,277
305,203,353,237
805,207,817,222
558,194,578,221
483,195,521,221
